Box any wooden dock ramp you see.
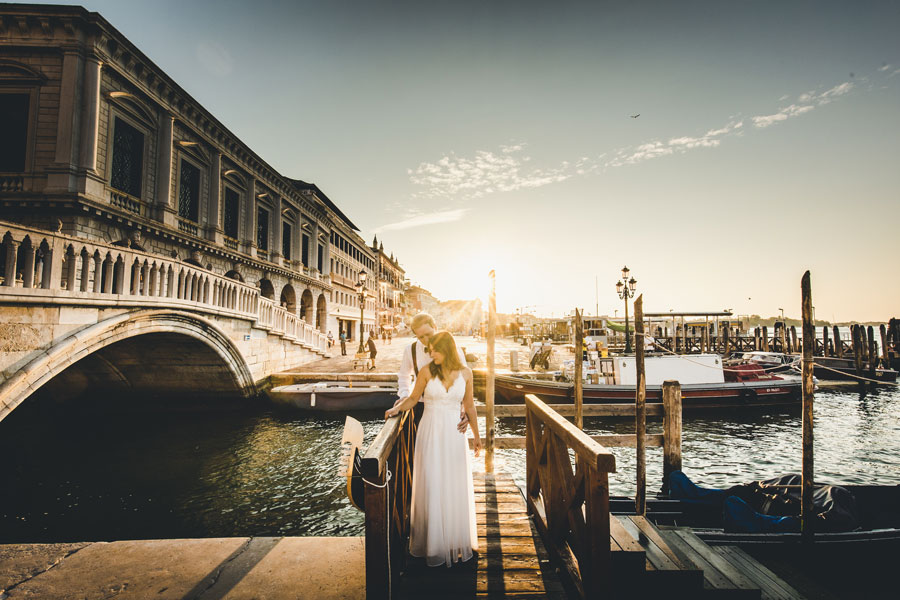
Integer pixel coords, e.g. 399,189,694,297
395,471,564,599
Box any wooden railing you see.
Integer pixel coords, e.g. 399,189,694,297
0,220,328,353
361,409,416,600
525,393,616,599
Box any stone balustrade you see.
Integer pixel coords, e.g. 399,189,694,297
0,220,327,353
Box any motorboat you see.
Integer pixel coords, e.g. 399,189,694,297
728,351,898,383
267,381,398,411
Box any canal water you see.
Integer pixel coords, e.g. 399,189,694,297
1,385,898,543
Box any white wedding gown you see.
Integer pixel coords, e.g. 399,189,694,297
409,372,478,567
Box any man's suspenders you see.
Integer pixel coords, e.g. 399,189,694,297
410,341,419,376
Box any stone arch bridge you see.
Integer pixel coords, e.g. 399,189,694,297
0,221,328,423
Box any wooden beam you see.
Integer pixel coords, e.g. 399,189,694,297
476,403,665,418
524,394,616,472
574,307,583,430
800,270,815,544
662,381,682,495
486,269,496,473
634,294,646,515
468,434,664,450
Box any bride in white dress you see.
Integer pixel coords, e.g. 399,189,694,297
385,330,482,567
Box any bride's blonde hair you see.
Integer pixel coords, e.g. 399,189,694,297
427,331,464,379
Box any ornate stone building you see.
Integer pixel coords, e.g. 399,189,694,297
370,236,405,334
0,4,342,334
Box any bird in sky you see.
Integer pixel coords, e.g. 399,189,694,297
630,113,640,118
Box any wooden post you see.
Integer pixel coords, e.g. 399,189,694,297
880,324,889,366
762,325,769,352
834,325,843,358
723,324,730,356
852,325,864,386
486,270,496,473
661,381,682,495
867,326,877,378
800,271,815,544
574,308,584,429
822,326,830,358
634,294,646,515
362,464,389,599
672,315,677,354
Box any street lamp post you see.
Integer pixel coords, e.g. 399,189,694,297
356,271,367,354
616,266,638,353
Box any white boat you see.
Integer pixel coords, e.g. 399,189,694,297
267,381,398,411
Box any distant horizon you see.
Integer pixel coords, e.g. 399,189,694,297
23,0,899,321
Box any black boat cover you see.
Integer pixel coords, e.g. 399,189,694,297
669,471,860,533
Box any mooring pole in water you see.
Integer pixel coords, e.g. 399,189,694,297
574,307,584,430
634,294,646,516
485,269,496,474
801,271,815,544
662,380,682,496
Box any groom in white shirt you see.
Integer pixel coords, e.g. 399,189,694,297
395,312,469,433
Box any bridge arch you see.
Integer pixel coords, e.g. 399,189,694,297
0,309,256,424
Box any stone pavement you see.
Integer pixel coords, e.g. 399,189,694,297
0,537,363,600
286,335,568,374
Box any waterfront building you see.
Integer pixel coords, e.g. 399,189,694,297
324,198,377,342
405,285,439,316
370,236,405,335
0,4,382,341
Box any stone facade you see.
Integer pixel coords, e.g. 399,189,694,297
0,4,337,332
370,236,406,333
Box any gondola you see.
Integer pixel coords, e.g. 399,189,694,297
609,473,900,549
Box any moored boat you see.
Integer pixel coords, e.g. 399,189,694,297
610,473,900,548
267,381,398,411
728,351,899,383
495,353,802,409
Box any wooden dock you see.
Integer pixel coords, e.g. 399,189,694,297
395,471,564,599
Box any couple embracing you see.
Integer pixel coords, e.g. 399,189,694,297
385,313,482,567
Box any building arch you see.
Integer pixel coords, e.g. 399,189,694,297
0,309,256,425
299,288,314,324
280,283,297,313
316,292,327,332
258,278,275,300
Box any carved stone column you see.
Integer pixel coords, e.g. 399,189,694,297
46,49,83,191
245,178,257,257
206,152,223,244
272,194,283,265
78,56,101,172
155,113,176,227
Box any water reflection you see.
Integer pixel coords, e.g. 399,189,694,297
0,387,897,542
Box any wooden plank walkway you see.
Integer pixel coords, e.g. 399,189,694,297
394,471,565,599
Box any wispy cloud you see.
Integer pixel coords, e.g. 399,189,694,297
878,63,892,72
373,209,470,233
606,121,743,166
408,146,571,200
400,71,878,215
752,81,853,128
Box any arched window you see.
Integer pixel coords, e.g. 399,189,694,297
0,60,46,181
105,91,156,204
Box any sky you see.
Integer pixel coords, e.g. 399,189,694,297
29,0,900,321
